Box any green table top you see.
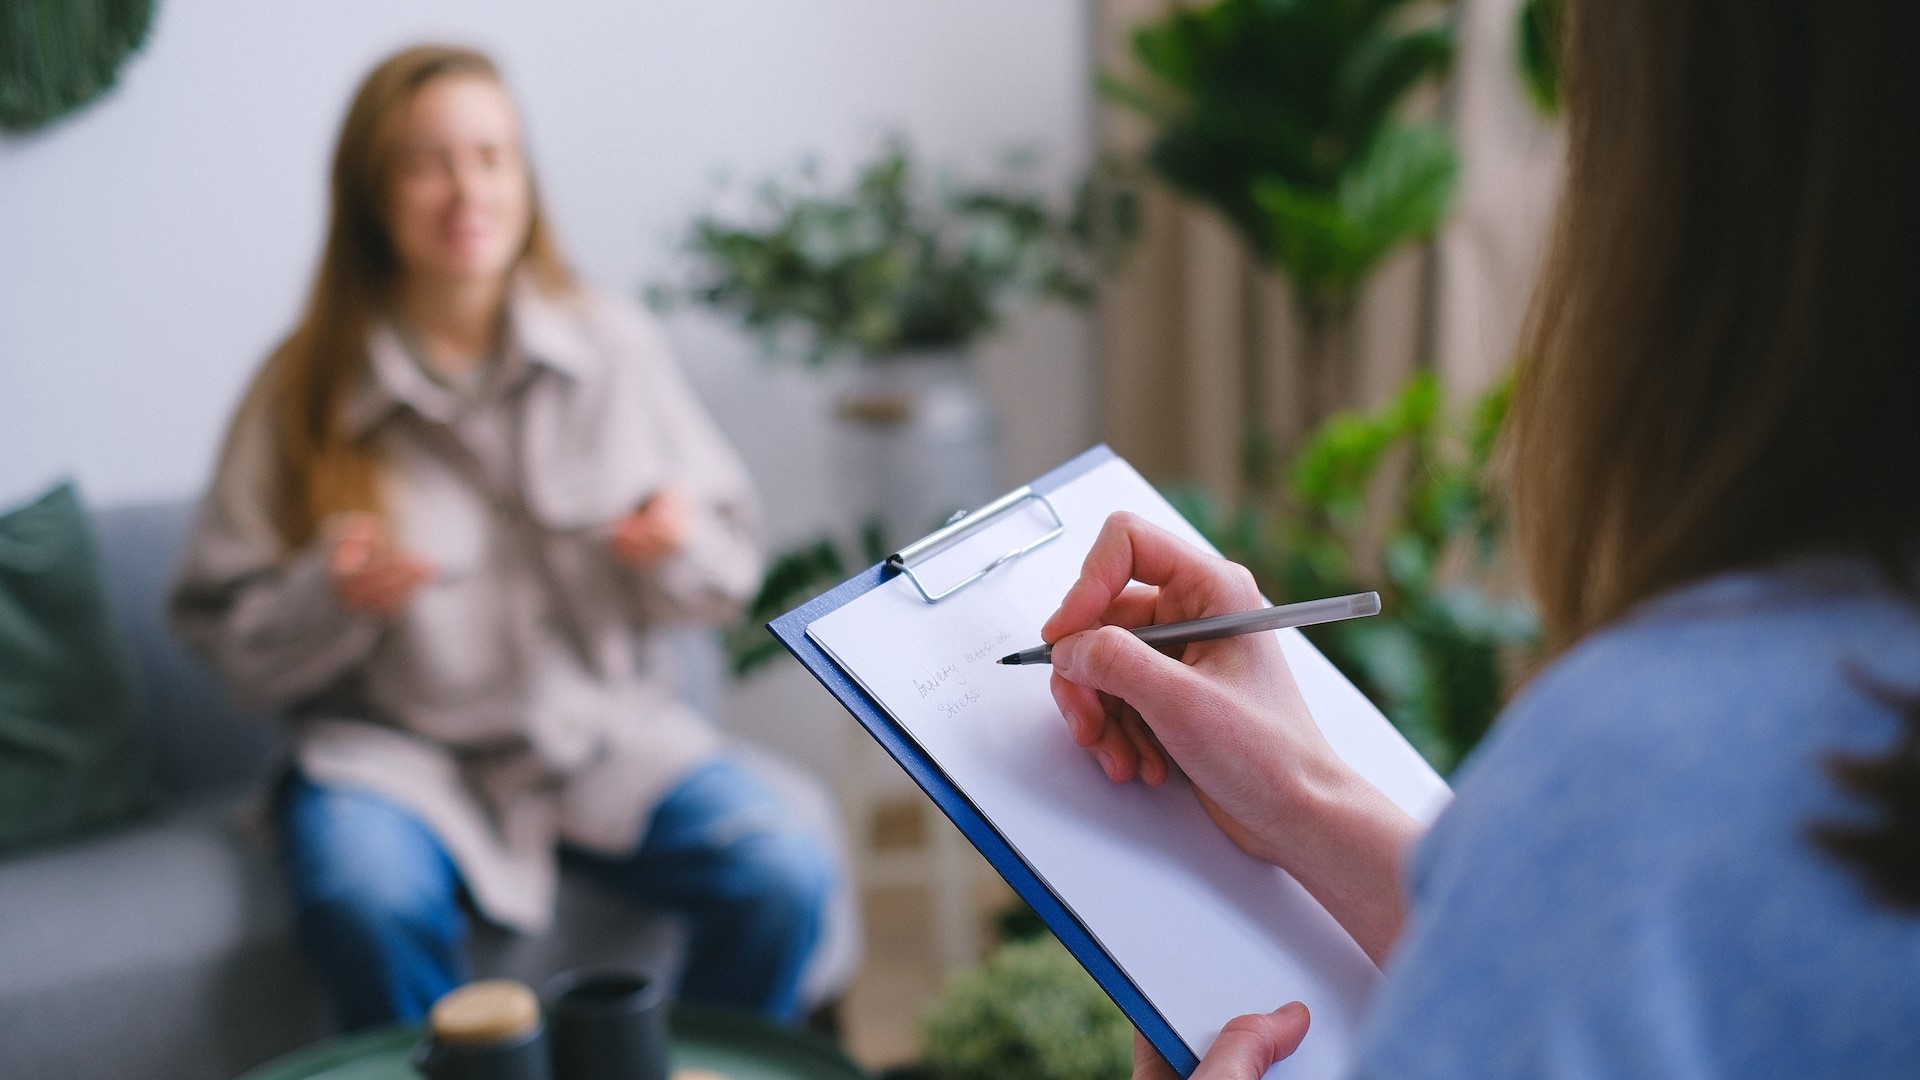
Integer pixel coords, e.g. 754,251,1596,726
234,1006,871,1080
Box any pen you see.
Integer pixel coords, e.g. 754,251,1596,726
996,591,1382,666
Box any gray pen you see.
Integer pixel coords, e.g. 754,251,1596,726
997,591,1382,666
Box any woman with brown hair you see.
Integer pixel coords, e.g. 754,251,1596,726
1047,1,1920,1075
171,45,830,1030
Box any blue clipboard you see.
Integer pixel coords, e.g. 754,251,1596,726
767,444,1201,1076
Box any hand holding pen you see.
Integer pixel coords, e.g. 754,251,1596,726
1038,512,1379,864
1044,511,1424,972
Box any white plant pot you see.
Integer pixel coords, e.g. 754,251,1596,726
831,349,1004,554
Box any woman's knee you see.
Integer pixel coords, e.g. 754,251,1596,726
725,830,834,929
279,779,462,935
298,863,460,942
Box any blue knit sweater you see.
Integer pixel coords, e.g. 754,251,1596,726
1352,553,1920,1078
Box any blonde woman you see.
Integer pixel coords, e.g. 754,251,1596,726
172,45,828,1030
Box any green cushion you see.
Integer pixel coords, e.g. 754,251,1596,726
0,482,154,853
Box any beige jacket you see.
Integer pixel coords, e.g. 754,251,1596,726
171,284,762,932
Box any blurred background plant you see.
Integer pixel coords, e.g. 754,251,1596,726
723,0,1544,769
1,0,155,132
1516,0,1565,116
726,521,891,678
1172,370,1537,773
1094,0,1539,772
916,935,1131,1080
682,139,1137,678
657,137,1131,367
1103,0,1459,439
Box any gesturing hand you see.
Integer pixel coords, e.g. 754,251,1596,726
610,488,692,569
1133,1005,1310,1080
1041,512,1342,867
327,513,434,618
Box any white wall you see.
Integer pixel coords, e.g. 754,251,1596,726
0,0,1096,546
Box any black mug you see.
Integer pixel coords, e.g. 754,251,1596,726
545,969,670,1080
413,980,552,1080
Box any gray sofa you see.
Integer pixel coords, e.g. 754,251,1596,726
0,499,857,1080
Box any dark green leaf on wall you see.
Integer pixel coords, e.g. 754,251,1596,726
0,0,156,133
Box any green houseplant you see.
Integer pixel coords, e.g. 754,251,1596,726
1098,0,1522,768
670,140,1126,677
663,138,1108,367
1103,0,1460,437
919,936,1132,1080
1173,372,1537,772
1517,0,1566,116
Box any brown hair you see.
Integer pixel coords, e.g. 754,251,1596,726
1511,2,1920,904
241,44,575,549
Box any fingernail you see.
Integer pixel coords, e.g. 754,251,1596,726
1278,1001,1308,1020
1095,748,1116,779
1051,636,1077,676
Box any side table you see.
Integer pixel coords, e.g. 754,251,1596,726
234,1006,872,1080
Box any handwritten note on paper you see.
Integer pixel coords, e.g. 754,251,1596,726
807,457,1450,1078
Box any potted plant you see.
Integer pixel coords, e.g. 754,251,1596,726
661,139,1130,677
1172,372,1538,773
1102,0,1459,455
669,138,1101,368
661,139,1115,549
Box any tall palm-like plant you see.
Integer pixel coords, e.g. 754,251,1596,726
1104,0,1459,439
1517,0,1566,115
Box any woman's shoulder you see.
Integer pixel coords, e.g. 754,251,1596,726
1436,549,1920,868
1356,552,1920,1077
1494,551,1920,774
1401,551,1920,965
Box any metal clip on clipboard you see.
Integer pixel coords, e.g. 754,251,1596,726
886,485,1066,604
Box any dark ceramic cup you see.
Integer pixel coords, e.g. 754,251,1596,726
544,969,670,1080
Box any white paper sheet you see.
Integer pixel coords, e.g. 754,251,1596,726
807,456,1451,1078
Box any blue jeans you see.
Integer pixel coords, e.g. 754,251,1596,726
276,758,832,1032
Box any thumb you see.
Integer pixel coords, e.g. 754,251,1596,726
1051,624,1202,720
1193,1004,1311,1080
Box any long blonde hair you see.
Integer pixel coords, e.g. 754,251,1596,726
243,44,575,549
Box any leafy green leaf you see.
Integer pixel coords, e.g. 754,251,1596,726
1336,25,1455,156
1518,0,1565,116
922,938,1132,1080
1104,0,1460,302
1255,123,1458,299
663,139,1112,364
1181,372,1539,774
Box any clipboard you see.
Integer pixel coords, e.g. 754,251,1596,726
769,445,1447,1076
769,445,1193,1062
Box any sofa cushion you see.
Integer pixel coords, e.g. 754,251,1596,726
0,482,155,851
90,498,280,796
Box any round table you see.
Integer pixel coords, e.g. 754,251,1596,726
235,1006,872,1080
